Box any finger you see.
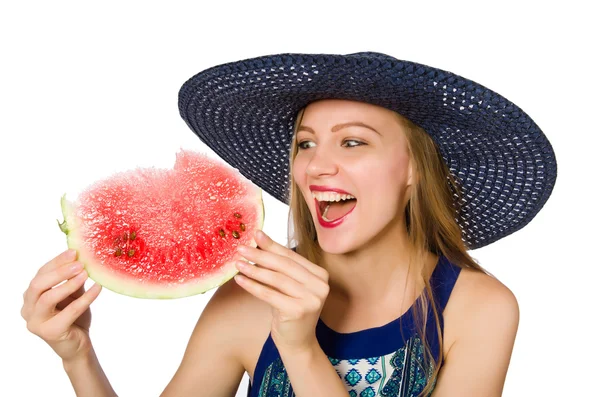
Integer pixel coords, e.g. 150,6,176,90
69,284,86,300
53,285,85,312
24,261,85,309
234,274,309,317
252,231,329,281
54,285,86,311
37,271,89,316
45,283,102,330
235,261,306,299
37,249,78,276
237,246,328,297
56,294,77,311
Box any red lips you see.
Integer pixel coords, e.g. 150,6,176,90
311,185,357,228
309,185,353,195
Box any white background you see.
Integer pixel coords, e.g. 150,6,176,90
2,1,597,396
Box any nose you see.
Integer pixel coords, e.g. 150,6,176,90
305,146,338,177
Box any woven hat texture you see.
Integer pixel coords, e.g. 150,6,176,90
178,52,557,250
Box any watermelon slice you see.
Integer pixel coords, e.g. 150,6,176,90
58,150,264,299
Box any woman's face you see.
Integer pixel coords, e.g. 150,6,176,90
292,99,414,254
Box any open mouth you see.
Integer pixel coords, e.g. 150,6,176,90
313,195,357,227
318,199,357,222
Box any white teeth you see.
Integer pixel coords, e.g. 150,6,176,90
311,191,356,202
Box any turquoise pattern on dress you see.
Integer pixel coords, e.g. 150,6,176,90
257,356,294,397
257,336,435,397
249,256,460,397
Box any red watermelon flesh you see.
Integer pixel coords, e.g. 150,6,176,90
59,150,264,299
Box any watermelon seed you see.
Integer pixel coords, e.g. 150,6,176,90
219,229,226,238
232,230,240,239
127,249,135,257
123,232,128,241
234,212,242,219
115,248,123,257
240,223,246,231
130,231,136,241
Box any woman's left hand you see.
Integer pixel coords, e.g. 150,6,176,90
235,230,330,354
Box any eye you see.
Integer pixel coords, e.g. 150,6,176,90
297,139,365,150
297,140,315,150
343,139,365,148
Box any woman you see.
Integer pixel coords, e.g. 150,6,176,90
22,52,557,396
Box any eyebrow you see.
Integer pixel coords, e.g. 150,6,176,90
297,121,381,136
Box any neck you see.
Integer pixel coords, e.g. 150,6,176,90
319,221,436,310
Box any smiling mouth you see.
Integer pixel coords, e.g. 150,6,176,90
316,198,357,223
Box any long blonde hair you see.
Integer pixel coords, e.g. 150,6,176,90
286,103,488,396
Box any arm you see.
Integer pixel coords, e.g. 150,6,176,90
160,278,254,397
62,278,249,397
63,348,118,397
21,249,116,397
432,274,520,397
23,250,249,397
278,343,348,397
234,231,348,396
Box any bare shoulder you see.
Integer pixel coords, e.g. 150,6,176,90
452,266,518,312
444,266,519,349
435,266,520,396
160,278,272,396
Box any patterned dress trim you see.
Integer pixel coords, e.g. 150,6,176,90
257,335,436,397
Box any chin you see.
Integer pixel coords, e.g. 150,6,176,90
315,230,368,256
316,240,350,255
317,216,403,256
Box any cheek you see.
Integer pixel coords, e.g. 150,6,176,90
361,156,410,199
291,157,307,185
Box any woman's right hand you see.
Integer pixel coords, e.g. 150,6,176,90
21,249,103,363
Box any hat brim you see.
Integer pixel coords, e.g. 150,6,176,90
178,52,557,250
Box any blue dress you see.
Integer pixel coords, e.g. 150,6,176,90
247,254,462,397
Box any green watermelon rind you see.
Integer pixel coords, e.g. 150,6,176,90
59,186,264,299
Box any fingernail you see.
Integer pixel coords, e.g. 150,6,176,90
236,260,247,269
70,262,83,272
255,230,265,239
234,274,245,283
237,245,249,254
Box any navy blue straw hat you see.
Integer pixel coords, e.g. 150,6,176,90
178,52,557,250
